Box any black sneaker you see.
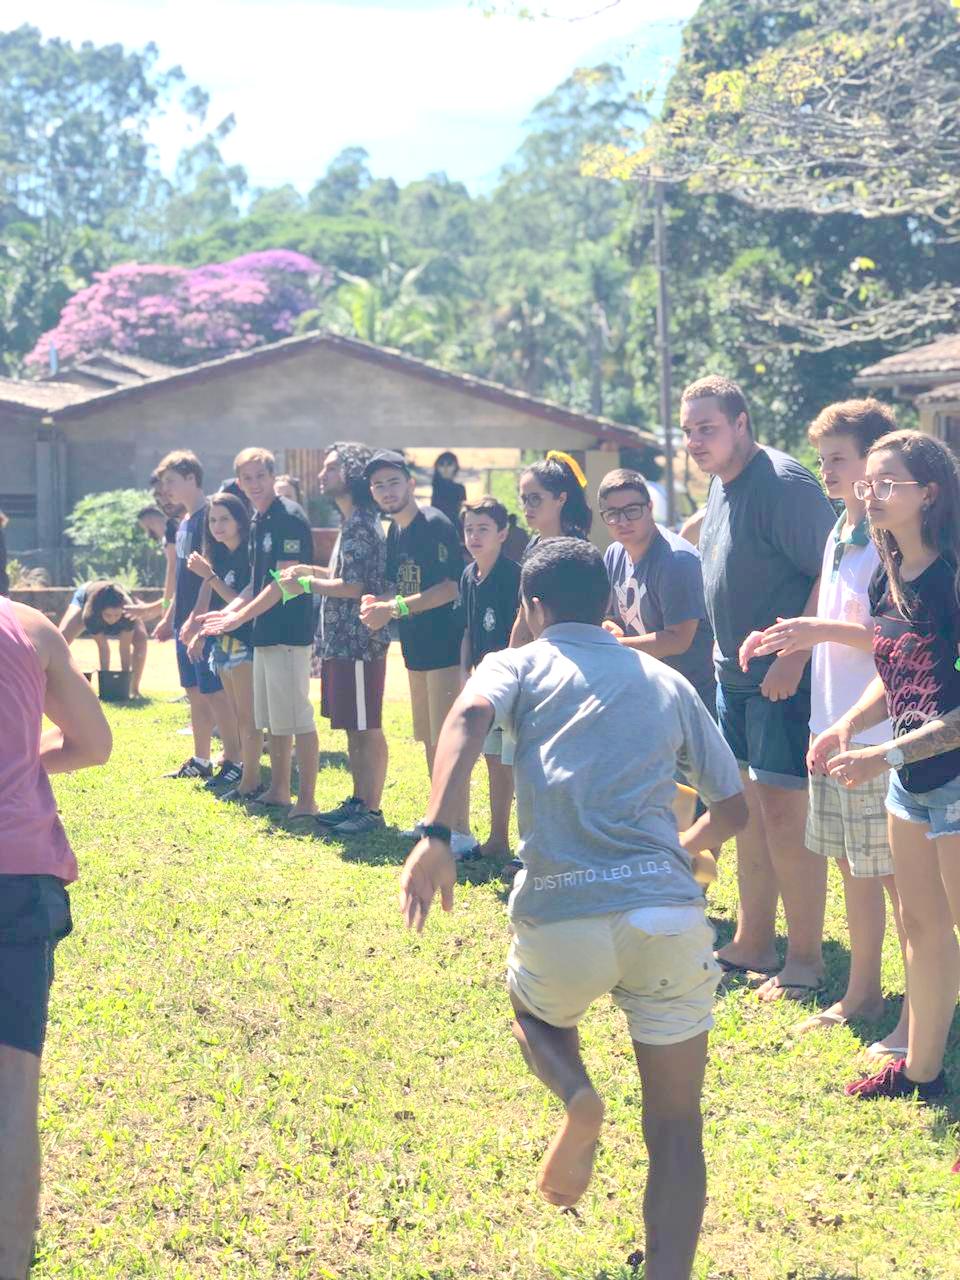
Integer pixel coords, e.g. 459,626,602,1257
204,761,243,790
316,795,363,827
331,807,386,834
164,757,213,780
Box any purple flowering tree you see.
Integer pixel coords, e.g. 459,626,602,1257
26,250,331,371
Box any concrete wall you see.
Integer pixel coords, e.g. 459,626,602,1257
0,408,39,550
60,345,611,503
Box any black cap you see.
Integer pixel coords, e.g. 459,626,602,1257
364,449,411,480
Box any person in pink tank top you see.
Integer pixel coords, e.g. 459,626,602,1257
0,598,111,1280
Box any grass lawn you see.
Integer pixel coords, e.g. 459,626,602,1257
36,685,960,1280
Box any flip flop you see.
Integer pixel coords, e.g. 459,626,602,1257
247,795,289,810
866,1040,909,1059
757,975,825,1003
790,1009,848,1037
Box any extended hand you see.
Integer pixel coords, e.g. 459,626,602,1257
186,633,205,662
738,630,766,672
199,610,243,637
187,551,213,580
759,652,806,702
279,563,313,584
153,616,173,643
124,600,160,621
750,616,821,659
602,619,625,638
360,594,393,632
827,747,887,789
807,722,851,774
399,837,457,933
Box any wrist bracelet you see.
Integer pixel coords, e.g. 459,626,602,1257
161,598,171,610
298,575,312,593
394,594,410,618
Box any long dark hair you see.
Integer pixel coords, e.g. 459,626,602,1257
521,453,593,537
82,580,130,629
203,491,252,569
868,430,960,616
433,451,459,479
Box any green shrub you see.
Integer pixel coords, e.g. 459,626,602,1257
64,489,164,587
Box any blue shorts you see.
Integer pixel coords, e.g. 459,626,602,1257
176,637,223,694
716,682,809,791
886,770,960,839
0,876,72,1057
70,585,86,610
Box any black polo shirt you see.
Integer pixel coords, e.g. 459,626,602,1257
460,554,521,668
249,496,314,648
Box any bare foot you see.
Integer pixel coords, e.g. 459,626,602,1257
477,839,511,860
792,998,886,1035
538,1086,604,1208
288,805,319,819
253,791,291,806
756,966,824,1004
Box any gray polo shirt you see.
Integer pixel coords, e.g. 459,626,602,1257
700,446,835,690
466,623,742,926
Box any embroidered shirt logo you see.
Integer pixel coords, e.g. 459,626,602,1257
282,539,300,555
262,532,272,554
482,607,497,632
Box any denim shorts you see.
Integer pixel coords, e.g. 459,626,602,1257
0,875,72,1057
885,770,960,839
210,635,254,673
716,682,810,790
176,637,223,694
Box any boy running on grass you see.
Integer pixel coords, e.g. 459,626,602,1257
0,598,112,1280
399,538,747,1280
458,497,521,858
744,400,910,1052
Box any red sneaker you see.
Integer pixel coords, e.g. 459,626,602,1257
845,1058,946,1102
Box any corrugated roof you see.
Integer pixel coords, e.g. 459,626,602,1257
856,335,960,383
0,378,102,411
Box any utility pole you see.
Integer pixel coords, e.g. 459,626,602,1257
653,179,676,525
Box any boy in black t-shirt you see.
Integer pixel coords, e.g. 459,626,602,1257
200,448,318,818
359,450,476,856
459,497,521,858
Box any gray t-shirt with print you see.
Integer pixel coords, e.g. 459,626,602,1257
466,623,743,926
604,527,715,705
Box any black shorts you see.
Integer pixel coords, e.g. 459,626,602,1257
0,875,72,1057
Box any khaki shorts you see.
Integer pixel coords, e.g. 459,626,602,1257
408,666,461,744
806,768,893,878
253,645,316,737
507,910,720,1046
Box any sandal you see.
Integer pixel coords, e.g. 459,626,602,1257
790,1009,848,1037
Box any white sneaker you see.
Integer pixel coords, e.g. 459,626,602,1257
450,830,480,860
401,819,426,840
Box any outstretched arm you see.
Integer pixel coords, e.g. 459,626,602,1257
399,692,494,932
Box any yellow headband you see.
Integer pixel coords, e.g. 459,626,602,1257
546,450,587,489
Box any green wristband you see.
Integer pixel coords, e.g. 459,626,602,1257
161,598,171,610
269,569,296,604
394,594,410,618
298,576,312,593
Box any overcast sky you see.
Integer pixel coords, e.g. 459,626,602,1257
9,0,698,192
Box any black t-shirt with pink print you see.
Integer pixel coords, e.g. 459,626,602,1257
869,557,960,793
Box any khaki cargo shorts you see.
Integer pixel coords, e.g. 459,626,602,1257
507,908,720,1046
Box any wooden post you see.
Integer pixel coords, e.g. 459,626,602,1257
653,181,676,526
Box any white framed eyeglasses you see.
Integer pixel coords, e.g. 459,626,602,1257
853,479,922,502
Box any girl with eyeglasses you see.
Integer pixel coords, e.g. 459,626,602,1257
509,452,593,651
810,431,960,1145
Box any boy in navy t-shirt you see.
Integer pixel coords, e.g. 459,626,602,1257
459,497,521,857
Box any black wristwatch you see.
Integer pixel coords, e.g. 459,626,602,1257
420,823,452,844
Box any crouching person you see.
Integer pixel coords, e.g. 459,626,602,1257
399,538,747,1280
